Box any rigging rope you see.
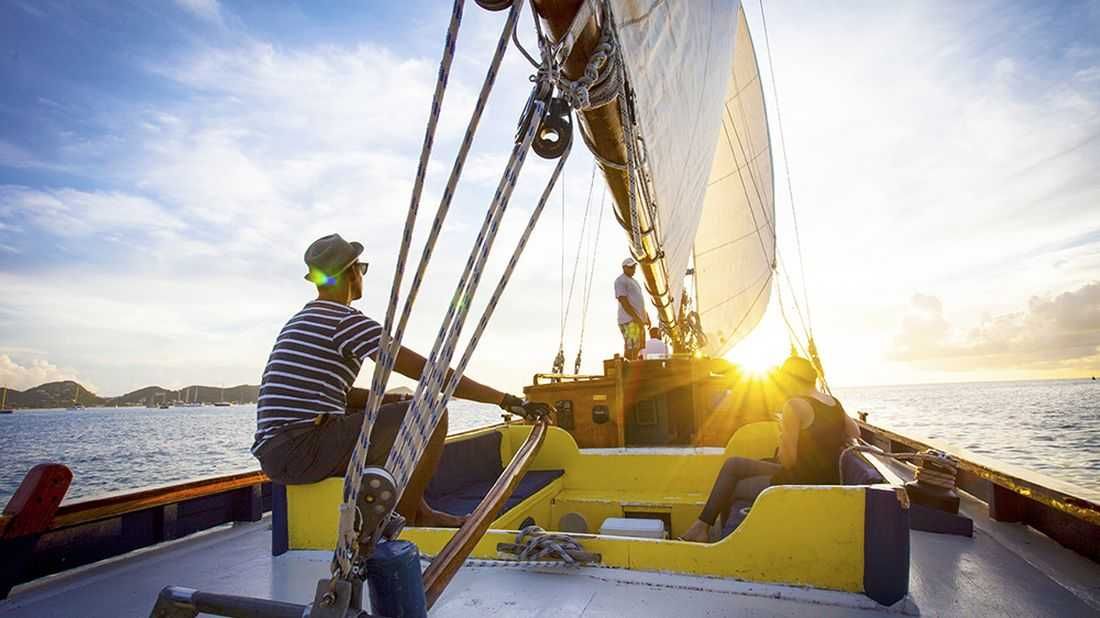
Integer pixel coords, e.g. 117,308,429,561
575,183,607,373
335,0,556,579
758,0,813,336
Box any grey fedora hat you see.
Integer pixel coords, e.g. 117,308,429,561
304,233,364,285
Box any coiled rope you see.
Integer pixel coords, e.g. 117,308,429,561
500,526,598,565
840,444,960,491
552,2,621,111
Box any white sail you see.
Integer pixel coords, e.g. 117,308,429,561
612,0,740,317
612,2,774,356
692,7,776,356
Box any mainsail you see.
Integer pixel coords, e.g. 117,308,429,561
691,7,776,356
539,0,776,355
613,1,776,355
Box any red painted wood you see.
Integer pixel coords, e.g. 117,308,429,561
1,463,72,539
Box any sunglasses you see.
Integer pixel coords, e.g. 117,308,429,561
348,262,369,276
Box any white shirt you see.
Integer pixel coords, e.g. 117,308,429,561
643,338,670,359
614,273,646,325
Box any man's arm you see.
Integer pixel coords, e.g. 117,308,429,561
346,387,408,409
617,296,647,325
391,345,507,406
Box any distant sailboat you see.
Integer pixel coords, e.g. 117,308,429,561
181,386,203,407
67,384,85,410
1,387,13,414
213,385,231,407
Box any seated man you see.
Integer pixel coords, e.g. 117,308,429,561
642,327,670,359
251,234,530,527
680,356,860,542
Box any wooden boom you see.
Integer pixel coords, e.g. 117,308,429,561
421,418,550,607
533,0,683,349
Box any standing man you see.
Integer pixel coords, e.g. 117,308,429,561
251,233,532,527
614,257,649,360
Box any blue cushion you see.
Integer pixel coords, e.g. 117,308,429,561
424,431,564,517
425,432,504,499
427,469,564,517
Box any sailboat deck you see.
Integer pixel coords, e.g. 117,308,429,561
3,492,1097,618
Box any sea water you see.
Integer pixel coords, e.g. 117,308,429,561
0,378,1097,505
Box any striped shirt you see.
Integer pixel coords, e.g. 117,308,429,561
251,300,383,454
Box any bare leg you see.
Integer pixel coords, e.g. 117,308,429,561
394,410,465,527
680,457,781,542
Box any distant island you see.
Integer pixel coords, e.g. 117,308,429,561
0,381,259,410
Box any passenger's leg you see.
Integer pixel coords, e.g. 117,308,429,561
681,457,781,542
400,410,465,527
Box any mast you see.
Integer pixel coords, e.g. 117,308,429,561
534,0,684,349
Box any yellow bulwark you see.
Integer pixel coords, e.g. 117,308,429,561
283,423,898,598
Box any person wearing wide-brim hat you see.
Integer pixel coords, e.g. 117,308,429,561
251,233,533,527
679,355,861,542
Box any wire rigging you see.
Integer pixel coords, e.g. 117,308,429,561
759,0,812,337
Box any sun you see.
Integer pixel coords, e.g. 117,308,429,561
723,308,790,377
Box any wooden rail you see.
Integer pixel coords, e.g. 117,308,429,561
0,465,272,599
422,418,550,607
857,418,1100,563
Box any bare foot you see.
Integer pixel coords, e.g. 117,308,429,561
417,505,468,528
679,519,711,543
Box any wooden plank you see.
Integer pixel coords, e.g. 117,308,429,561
422,418,549,607
49,470,268,530
857,420,1100,527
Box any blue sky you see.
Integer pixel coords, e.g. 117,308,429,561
1,0,1099,395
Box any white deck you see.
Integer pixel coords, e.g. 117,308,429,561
2,493,1098,618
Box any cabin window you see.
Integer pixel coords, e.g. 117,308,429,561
554,399,574,430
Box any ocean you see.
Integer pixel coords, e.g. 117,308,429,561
1,378,1097,505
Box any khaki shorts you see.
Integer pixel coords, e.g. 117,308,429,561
255,400,411,485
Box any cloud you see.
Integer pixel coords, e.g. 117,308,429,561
0,354,90,392
891,282,1100,373
174,0,223,25
0,186,187,238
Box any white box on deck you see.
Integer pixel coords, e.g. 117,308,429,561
599,517,666,539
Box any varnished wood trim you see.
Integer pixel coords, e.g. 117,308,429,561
857,420,1100,526
421,419,549,607
49,470,269,530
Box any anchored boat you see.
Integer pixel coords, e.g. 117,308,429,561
1,1,1098,616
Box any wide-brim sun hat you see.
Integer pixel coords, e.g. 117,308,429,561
304,233,364,284
780,355,818,383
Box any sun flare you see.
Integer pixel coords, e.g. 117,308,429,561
723,305,791,378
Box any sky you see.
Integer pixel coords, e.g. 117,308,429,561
0,0,1098,396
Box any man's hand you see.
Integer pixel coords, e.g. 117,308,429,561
499,394,551,422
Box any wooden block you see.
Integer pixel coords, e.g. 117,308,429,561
1,463,72,539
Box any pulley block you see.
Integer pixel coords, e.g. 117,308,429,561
533,97,573,160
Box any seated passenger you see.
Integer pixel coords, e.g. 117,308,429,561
251,234,533,527
680,356,860,542
642,327,670,359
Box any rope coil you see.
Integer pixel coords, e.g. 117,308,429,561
552,3,621,111
842,444,960,491
499,526,598,565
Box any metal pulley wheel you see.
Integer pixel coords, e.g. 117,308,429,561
474,0,513,10
533,97,573,159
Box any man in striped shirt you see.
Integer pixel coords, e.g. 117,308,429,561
252,234,526,527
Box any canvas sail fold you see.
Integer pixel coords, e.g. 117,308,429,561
611,0,739,320
692,7,776,357
611,1,774,356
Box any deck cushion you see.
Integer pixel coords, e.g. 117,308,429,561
424,431,564,516
426,469,564,517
